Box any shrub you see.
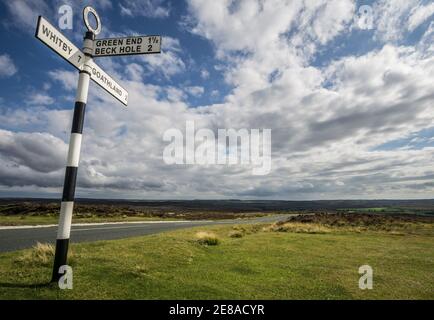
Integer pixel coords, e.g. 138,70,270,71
14,242,76,266
265,222,331,234
248,224,263,234
229,230,244,238
15,242,55,266
196,231,220,246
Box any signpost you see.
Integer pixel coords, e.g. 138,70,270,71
35,16,85,70
88,60,128,105
35,6,161,283
93,35,161,57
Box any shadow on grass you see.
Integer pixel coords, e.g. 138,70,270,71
0,281,53,289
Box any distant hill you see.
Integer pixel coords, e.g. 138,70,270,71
1,198,434,213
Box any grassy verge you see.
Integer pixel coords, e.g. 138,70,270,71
0,218,434,299
0,215,180,226
0,220,433,299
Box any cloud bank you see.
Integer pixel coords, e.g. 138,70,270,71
0,0,433,200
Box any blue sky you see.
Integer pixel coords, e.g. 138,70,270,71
0,0,230,110
0,0,434,200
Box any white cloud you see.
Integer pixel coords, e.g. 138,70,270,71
3,0,50,32
185,86,204,97
0,54,17,77
372,0,434,42
119,0,170,18
408,2,434,31
0,129,67,173
166,87,186,102
138,36,186,78
0,106,72,139
186,0,355,100
43,82,51,91
27,93,54,106
200,69,210,79
88,0,113,10
2,1,434,199
418,21,434,56
187,0,354,56
125,63,145,82
48,69,78,91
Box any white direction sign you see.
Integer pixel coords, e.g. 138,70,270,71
36,13,161,107
88,60,128,106
35,16,129,106
93,36,161,57
35,16,85,70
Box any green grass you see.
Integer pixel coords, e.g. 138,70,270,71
341,207,434,215
0,215,179,226
352,207,389,212
0,223,433,299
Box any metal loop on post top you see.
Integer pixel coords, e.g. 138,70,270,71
83,6,101,35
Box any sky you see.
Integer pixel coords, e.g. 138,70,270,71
0,0,433,200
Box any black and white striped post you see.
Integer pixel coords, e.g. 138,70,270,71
51,30,95,283
34,5,159,282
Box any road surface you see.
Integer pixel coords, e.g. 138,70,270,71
0,215,290,253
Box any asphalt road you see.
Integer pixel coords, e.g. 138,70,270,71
0,214,290,253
